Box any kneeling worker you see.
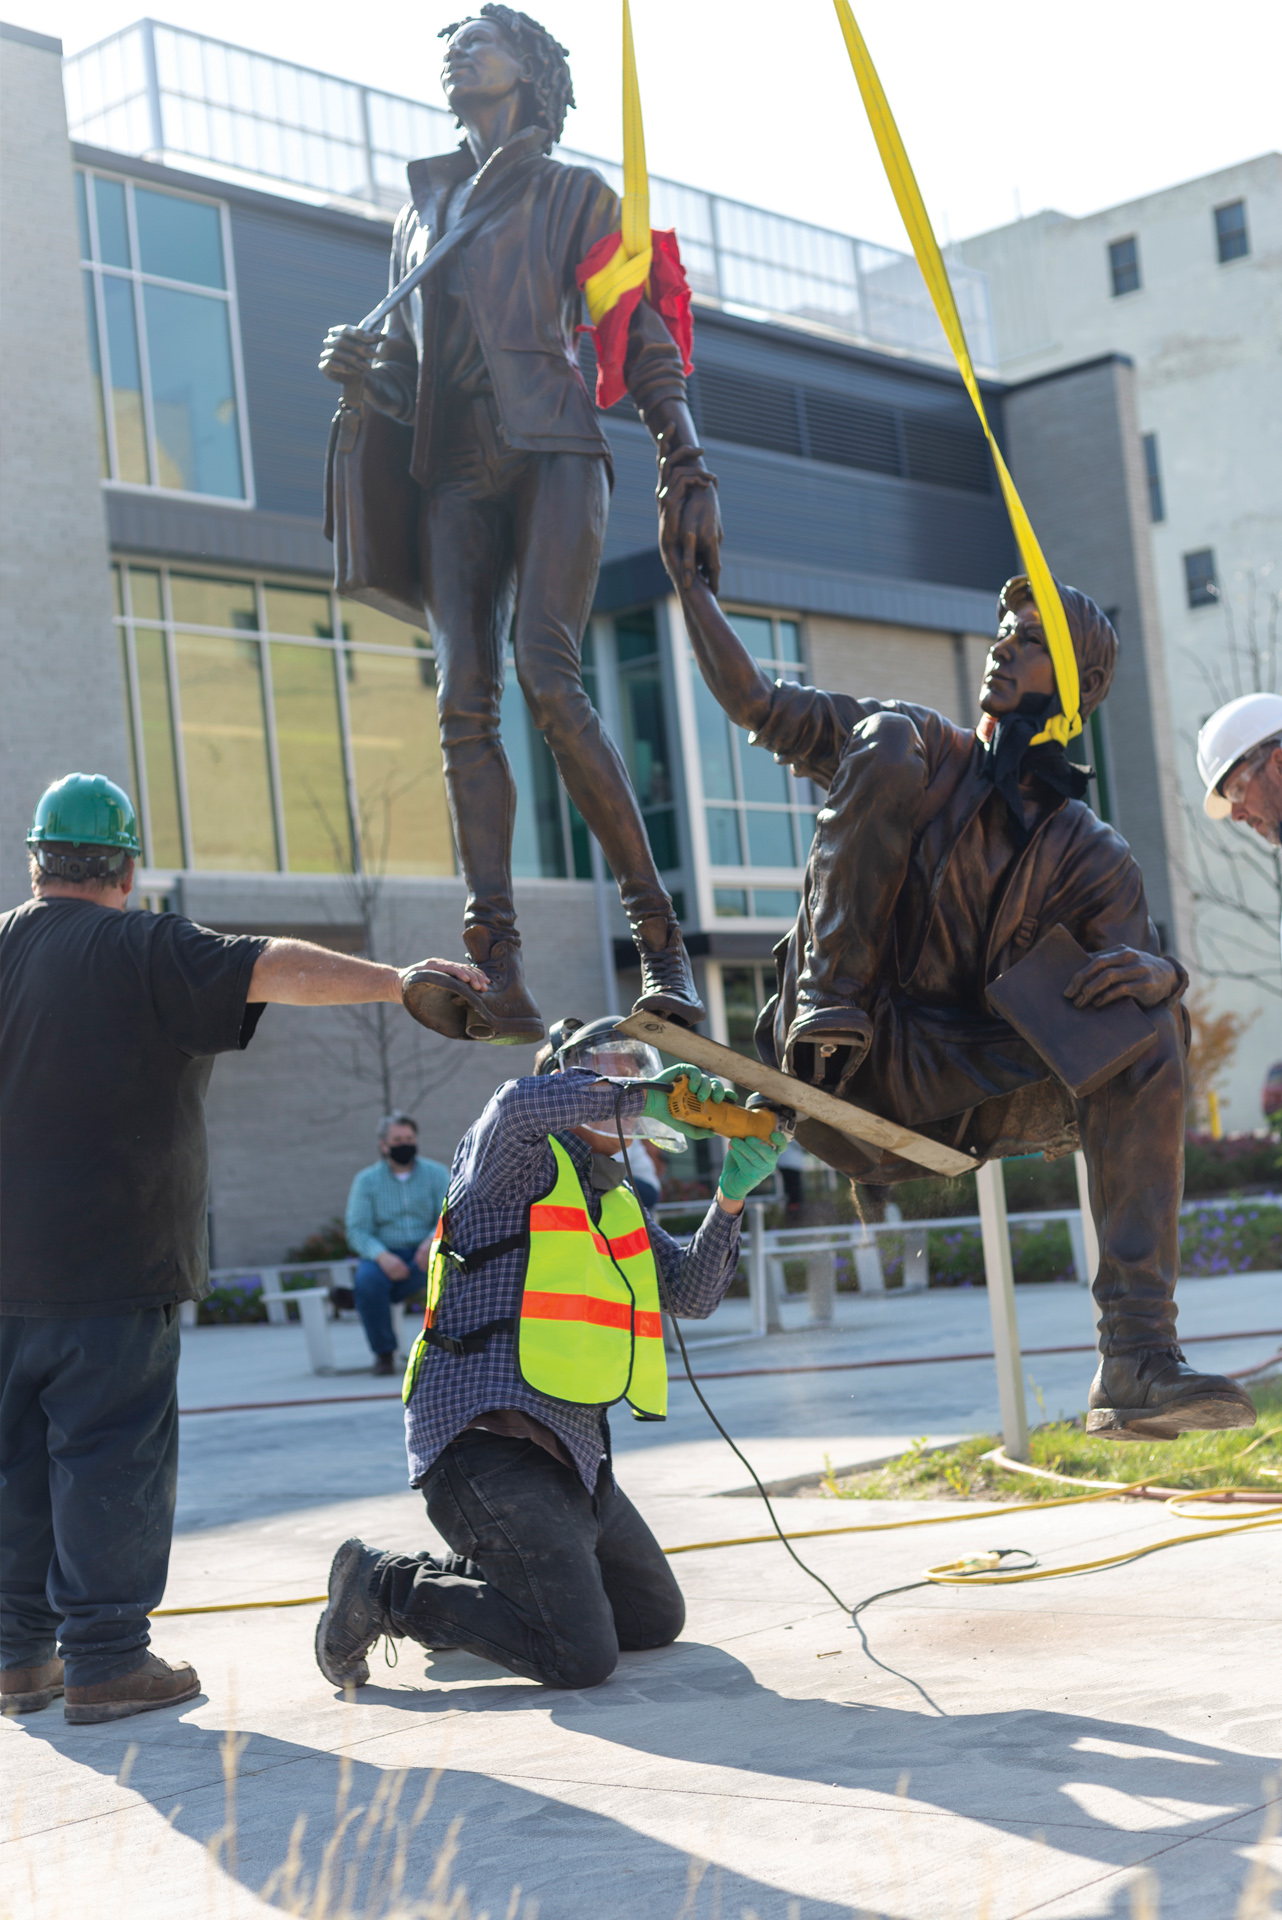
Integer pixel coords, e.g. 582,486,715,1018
315,1019,786,1692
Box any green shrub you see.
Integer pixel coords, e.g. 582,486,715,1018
285,1218,351,1262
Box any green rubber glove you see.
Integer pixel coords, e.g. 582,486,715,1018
718,1129,790,1202
640,1063,735,1139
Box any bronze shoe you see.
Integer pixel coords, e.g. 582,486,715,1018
1,1656,64,1715
402,927,544,1046
1087,1348,1257,1440
782,1003,873,1086
630,917,705,1026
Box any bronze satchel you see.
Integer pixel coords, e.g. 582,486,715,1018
321,161,538,631
323,391,422,630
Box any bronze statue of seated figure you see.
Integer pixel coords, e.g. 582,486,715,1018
674,569,1255,1444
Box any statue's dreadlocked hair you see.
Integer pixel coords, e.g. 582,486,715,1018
439,5,575,149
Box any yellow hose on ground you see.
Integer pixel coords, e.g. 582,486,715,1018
150,1479,1280,1617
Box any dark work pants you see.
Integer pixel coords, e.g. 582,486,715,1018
0,1308,179,1685
796,710,1187,1357
418,400,671,936
352,1246,422,1357
376,1430,685,1689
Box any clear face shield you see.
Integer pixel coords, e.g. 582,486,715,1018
557,1034,687,1154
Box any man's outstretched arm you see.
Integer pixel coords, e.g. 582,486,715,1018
247,941,486,1007
672,575,775,735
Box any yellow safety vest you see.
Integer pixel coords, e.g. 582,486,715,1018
403,1138,667,1419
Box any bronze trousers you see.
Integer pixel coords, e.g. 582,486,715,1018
771,709,1186,1356
418,402,671,937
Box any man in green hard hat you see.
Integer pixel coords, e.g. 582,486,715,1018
0,772,484,1725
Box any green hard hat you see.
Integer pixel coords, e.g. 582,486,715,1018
27,772,142,854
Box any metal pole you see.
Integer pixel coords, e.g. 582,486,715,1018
748,1201,767,1337
141,20,165,159
1074,1150,1099,1286
975,1158,1029,1460
589,832,621,1016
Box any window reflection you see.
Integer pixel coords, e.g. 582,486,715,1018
133,628,184,867
270,643,352,872
170,573,256,629
344,650,454,876
340,601,429,649
83,274,110,478
144,285,243,497
134,186,225,287
101,275,149,484
616,609,679,872
175,634,277,870
78,169,249,502
265,585,334,637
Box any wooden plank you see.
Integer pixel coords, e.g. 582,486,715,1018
617,1012,977,1179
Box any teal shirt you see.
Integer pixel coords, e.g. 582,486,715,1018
345,1156,449,1260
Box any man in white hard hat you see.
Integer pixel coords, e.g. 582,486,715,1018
1198,693,1282,854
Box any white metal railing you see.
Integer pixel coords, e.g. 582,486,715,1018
63,19,996,369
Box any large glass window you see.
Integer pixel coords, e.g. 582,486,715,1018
111,563,455,876
77,168,250,501
615,610,680,872
693,611,813,918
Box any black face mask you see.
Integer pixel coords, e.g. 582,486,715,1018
386,1141,417,1166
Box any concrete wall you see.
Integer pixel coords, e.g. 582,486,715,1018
0,26,131,909
1002,355,1185,950
805,614,991,727
180,873,612,1267
959,156,1282,1123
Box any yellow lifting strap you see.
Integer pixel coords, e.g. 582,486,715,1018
830,1,1081,749
582,0,653,323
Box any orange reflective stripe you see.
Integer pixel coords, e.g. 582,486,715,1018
521,1290,633,1332
530,1203,590,1233
634,1308,663,1340
607,1225,651,1262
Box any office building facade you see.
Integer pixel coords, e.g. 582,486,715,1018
0,21,1181,1259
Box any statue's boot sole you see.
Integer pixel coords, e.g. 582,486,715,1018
402,970,543,1046
1087,1393,1257,1441
630,986,704,1028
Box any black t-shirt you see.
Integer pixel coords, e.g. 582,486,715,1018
0,897,268,1315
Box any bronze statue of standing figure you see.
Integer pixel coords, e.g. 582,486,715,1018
321,4,720,1044
671,565,1256,1443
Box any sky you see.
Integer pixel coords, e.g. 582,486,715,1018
12,0,1281,246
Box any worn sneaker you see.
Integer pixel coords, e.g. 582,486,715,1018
315,1538,390,1688
64,1653,199,1725
1,1656,64,1715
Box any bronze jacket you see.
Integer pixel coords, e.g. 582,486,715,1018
753,684,1184,1170
373,128,687,488
756,682,1163,992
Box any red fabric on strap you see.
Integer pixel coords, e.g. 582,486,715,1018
575,228,694,410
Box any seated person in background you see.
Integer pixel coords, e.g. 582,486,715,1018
344,1112,449,1376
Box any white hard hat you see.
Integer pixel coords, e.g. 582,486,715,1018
1197,693,1282,818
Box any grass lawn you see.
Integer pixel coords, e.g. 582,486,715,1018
815,1375,1282,1501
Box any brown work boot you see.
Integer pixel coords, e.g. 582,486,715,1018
371,1351,396,1377
1087,1348,1257,1441
630,916,704,1026
1,1656,64,1715
402,928,544,1045
64,1652,200,1725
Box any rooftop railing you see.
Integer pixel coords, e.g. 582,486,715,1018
64,18,996,370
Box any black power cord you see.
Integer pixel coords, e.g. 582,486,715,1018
609,1089,854,1617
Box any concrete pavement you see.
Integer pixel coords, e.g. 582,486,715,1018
3,1273,1280,1919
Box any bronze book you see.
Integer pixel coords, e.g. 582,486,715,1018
985,924,1158,1099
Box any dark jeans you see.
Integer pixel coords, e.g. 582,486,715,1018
419,402,671,935
376,1430,685,1689
0,1307,179,1685
353,1246,422,1357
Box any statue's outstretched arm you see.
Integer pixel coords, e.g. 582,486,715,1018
672,575,774,735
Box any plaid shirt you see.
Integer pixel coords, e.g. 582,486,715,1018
404,1071,743,1491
